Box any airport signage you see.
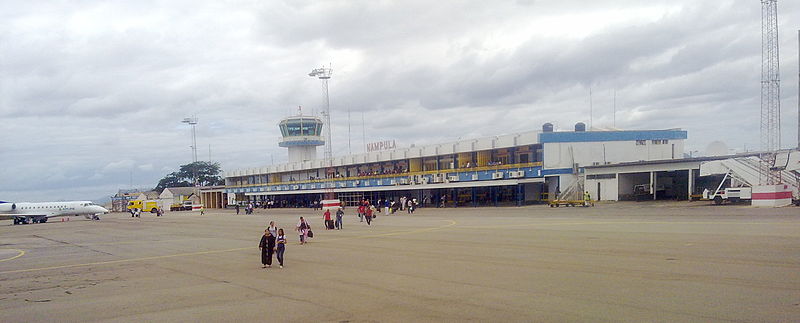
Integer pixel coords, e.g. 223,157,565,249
367,140,396,152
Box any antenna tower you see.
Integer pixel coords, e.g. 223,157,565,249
760,0,781,184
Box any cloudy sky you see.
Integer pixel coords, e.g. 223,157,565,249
1,0,798,202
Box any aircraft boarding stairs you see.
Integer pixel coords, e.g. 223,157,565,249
550,174,592,207
699,152,800,201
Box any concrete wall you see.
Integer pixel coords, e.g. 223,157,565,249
586,178,618,201
543,140,684,170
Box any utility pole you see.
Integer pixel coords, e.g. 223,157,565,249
589,87,593,130
348,108,352,155
362,112,366,153
613,89,617,128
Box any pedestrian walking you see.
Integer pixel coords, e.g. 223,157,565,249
323,209,333,230
236,204,240,215
297,217,310,244
365,206,373,225
267,221,277,238
276,228,286,268
335,207,344,230
200,206,205,215
259,229,276,268
357,204,365,222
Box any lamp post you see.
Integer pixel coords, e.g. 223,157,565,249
308,65,333,161
181,116,199,186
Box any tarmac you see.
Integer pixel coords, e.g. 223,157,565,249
0,202,798,322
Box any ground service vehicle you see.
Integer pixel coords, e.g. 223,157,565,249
704,187,752,205
170,200,193,211
128,200,159,213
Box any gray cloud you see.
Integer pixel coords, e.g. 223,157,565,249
0,0,798,201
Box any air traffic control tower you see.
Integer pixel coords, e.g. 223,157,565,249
278,113,325,163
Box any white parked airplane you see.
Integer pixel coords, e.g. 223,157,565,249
0,200,109,225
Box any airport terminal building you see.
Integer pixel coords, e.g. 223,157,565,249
219,116,688,207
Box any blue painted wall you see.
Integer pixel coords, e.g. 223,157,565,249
539,130,687,143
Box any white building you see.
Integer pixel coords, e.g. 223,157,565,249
224,122,688,206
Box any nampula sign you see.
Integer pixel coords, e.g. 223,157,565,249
367,140,396,152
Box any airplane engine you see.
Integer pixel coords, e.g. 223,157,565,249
0,202,16,212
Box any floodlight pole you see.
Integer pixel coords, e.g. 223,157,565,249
308,66,333,162
182,116,199,186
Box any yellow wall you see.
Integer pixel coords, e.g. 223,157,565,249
477,151,491,166
409,158,422,172
458,153,472,167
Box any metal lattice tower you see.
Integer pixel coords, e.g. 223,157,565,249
309,66,333,162
760,0,781,184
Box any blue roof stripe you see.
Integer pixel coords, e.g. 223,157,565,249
539,130,687,143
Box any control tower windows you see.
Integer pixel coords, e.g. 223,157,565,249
279,118,323,136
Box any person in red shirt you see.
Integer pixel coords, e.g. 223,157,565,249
323,209,332,230
365,206,373,225
357,204,365,222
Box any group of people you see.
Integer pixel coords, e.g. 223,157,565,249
258,202,424,268
357,201,375,225
461,160,505,167
128,207,163,217
235,203,256,215
258,221,287,268
322,208,344,230
356,167,409,177
374,197,419,215
240,199,324,210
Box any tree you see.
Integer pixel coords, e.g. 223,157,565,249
154,161,224,192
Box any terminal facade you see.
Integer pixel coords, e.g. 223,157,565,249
221,119,688,207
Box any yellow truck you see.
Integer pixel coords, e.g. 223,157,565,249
170,199,193,211
127,200,159,213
